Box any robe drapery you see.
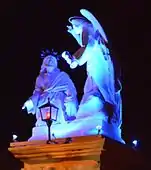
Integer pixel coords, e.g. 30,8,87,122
30,68,78,126
71,25,122,127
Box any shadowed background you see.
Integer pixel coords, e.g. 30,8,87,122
0,0,148,168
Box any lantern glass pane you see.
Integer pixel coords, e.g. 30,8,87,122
51,107,58,121
41,107,50,120
40,106,58,121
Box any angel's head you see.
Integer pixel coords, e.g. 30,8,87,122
68,16,93,47
68,16,92,34
68,9,108,45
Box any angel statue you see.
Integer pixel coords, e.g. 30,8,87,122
61,9,123,142
22,49,78,127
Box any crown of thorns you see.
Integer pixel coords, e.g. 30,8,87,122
40,49,60,60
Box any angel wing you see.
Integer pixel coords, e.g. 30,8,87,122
80,9,108,43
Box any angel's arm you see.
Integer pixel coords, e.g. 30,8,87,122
72,27,89,66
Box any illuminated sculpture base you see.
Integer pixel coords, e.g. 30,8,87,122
29,115,124,143
9,136,144,170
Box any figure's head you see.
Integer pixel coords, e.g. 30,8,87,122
68,16,91,34
41,55,58,73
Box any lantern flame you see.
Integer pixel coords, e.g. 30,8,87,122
46,112,50,119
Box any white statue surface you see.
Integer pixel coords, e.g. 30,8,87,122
22,9,124,143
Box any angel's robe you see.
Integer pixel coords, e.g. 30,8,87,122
72,26,122,127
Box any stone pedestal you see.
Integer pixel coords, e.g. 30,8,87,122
29,117,124,143
9,135,145,170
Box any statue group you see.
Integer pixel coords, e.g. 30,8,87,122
22,9,124,143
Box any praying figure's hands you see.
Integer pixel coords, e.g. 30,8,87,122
22,99,35,114
22,100,29,109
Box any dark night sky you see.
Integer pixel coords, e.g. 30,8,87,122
0,0,148,165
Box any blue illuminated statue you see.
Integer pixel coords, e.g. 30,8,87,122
22,9,124,143
62,9,123,142
22,50,78,127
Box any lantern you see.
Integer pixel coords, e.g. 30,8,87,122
39,98,58,144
